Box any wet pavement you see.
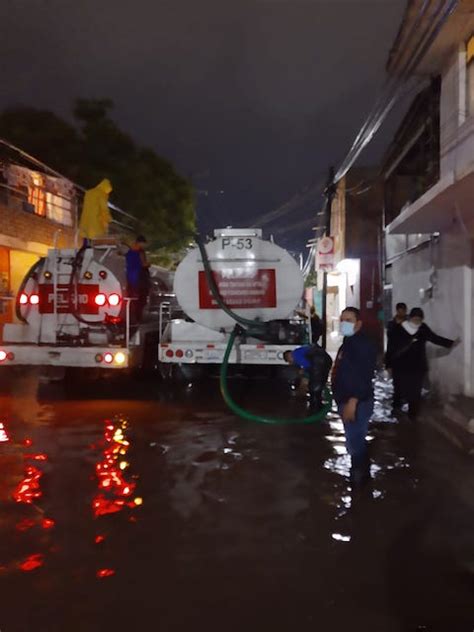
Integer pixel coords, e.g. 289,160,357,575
0,371,473,632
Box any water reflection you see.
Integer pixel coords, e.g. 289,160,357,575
92,416,143,579
92,416,142,518
0,420,55,573
0,421,9,442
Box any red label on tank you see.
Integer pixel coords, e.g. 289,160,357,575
38,284,100,314
198,269,277,309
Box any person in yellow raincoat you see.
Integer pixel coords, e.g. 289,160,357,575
79,179,113,244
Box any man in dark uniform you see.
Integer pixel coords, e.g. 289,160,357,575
126,235,150,323
332,307,377,484
284,344,332,411
385,307,458,419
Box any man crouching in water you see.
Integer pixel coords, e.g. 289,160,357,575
284,344,332,411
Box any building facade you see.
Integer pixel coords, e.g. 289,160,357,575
0,155,77,338
383,1,474,397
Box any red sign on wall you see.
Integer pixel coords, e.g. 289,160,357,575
38,284,100,314
199,269,277,309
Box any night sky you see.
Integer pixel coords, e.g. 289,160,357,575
0,0,406,252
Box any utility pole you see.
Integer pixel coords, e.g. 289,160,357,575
321,166,336,350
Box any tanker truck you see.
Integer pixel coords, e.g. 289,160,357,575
0,240,173,375
158,228,309,380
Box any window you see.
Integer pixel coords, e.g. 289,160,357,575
45,192,73,227
466,35,474,116
28,172,46,217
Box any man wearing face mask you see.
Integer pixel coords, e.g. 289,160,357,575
332,307,377,483
386,307,459,420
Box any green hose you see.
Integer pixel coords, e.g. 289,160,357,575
219,328,332,425
195,235,332,424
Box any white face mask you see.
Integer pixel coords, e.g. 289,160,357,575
340,321,356,337
402,321,420,335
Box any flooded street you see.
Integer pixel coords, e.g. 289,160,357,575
0,372,473,632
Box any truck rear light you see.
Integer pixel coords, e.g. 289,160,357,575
29,294,40,305
19,293,28,305
105,314,122,325
165,349,174,358
104,353,114,364
114,352,126,365
0,351,7,362
108,293,121,307
175,349,184,358
99,270,108,280
95,293,107,307
6,352,14,361
185,350,193,358
95,354,103,363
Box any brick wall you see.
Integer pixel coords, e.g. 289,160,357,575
0,200,75,249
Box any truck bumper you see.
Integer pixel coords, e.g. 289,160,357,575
0,345,129,369
159,343,298,365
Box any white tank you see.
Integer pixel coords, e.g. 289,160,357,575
174,229,304,331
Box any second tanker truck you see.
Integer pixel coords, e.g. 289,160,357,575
158,228,310,381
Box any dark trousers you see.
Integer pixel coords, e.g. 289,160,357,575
128,286,148,323
398,371,425,419
306,345,332,411
392,369,403,409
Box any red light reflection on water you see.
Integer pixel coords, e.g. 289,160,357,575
12,465,42,504
92,418,140,518
19,553,44,572
16,518,36,532
24,453,48,462
8,436,56,574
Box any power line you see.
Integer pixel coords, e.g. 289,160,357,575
334,0,458,184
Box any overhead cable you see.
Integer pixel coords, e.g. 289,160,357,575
334,0,458,184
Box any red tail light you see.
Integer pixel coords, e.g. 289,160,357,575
29,294,39,306
165,349,174,358
175,349,184,358
95,293,107,307
0,351,7,362
19,293,28,305
105,315,122,325
108,293,121,307
104,353,114,364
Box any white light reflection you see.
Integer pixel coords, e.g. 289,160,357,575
332,533,351,542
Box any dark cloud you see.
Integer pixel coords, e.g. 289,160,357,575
0,0,406,249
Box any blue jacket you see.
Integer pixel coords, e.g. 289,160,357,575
332,332,376,404
292,346,312,371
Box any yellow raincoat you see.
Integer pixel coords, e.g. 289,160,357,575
79,179,113,239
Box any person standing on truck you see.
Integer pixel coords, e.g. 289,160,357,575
126,235,150,323
79,179,113,246
332,307,377,484
284,344,332,411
